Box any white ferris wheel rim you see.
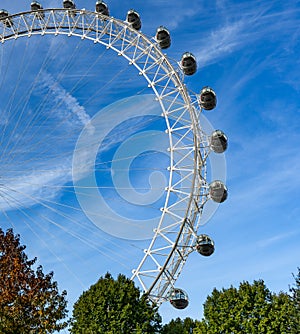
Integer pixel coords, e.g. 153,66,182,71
0,7,211,305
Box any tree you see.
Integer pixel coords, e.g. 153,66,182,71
194,279,295,333
161,317,199,334
70,272,162,333
0,228,68,333
290,267,300,333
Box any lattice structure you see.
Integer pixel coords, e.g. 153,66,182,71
0,8,222,305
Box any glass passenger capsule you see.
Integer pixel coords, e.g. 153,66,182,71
95,1,109,16
31,2,45,18
210,130,228,153
199,86,217,110
209,180,228,203
0,9,13,27
63,0,76,10
169,288,189,310
126,9,141,30
156,26,171,49
0,9,9,19
196,234,215,256
31,1,43,11
181,52,197,75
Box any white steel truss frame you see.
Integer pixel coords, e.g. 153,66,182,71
0,8,212,304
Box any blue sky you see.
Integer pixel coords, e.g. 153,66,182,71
0,0,300,330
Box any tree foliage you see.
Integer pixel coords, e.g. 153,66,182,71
70,272,162,333
289,267,300,333
193,279,295,333
0,228,68,333
161,317,199,334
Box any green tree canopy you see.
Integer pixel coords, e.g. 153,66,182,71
193,279,295,334
70,272,162,334
290,267,300,333
161,317,199,334
0,228,68,333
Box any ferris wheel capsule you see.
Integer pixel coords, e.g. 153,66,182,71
31,1,43,11
63,0,76,10
209,180,228,203
199,86,217,110
0,9,13,27
126,9,141,31
169,288,189,309
181,52,197,76
196,234,215,256
210,130,228,153
95,1,109,16
156,26,171,49
31,2,45,18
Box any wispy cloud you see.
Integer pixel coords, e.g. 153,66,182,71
72,94,162,179
257,231,299,248
38,71,94,134
196,21,244,67
0,160,72,211
0,70,95,211
228,141,300,208
195,2,300,67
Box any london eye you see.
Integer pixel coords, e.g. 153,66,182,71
0,1,228,309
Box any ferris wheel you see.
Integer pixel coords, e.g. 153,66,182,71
0,1,228,309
